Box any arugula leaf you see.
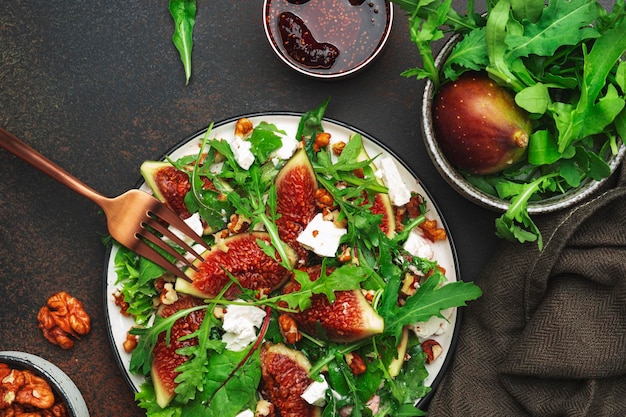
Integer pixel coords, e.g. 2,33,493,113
173,308,224,404
379,272,483,342
297,97,330,159
505,0,601,63
394,0,482,87
250,264,369,312
169,0,196,85
443,27,488,80
114,245,161,324
494,173,560,249
182,347,261,417
248,122,284,163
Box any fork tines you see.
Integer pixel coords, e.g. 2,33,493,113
133,204,211,283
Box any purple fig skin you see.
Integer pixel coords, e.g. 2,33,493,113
432,72,532,175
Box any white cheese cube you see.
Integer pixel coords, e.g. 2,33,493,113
221,302,266,351
377,156,412,206
296,213,347,258
410,307,454,338
271,133,300,165
301,375,329,406
167,212,204,247
229,137,255,170
403,228,434,261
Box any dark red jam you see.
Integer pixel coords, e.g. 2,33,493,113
265,0,391,77
278,11,340,69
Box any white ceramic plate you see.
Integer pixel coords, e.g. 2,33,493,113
104,113,461,408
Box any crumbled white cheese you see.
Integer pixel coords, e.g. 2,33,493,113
229,137,255,170
209,161,224,174
403,228,434,261
271,133,300,166
221,302,266,351
410,307,454,338
167,212,204,246
296,213,347,258
301,375,329,407
235,409,254,417
376,156,412,206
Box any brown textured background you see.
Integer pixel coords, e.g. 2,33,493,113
0,1,500,416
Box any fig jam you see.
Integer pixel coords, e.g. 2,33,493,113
265,0,391,77
278,11,340,69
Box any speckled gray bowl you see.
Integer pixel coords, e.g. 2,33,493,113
0,351,89,417
421,34,625,214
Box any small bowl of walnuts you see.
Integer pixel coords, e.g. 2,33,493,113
0,351,89,417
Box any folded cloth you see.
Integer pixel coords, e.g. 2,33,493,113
428,163,626,417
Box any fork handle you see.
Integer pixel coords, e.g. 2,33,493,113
0,127,108,205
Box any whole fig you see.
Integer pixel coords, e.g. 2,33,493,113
432,72,531,175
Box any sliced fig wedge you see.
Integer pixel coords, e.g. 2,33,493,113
141,160,193,219
150,295,206,408
354,136,396,238
260,343,322,417
275,148,318,264
140,160,232,235
283,266,384,343
176,232,296,299
388,326,410,377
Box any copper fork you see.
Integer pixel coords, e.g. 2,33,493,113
0,127,210,282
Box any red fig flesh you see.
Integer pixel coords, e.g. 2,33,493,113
282,265,384,343
176,232,296,299
260,343,322,417
151,295,206,408
432,72,531,175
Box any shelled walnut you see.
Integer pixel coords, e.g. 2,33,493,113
0,363,68,416
37,292,91,349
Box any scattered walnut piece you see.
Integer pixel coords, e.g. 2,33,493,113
37,292,91,350
278,314,302,344
122,331,138,354
235,117,254,138
227,213,251,234
421,339,443,364
331,141,346,156
419,218,447,242
112,291,130,317
313,132,331,152
255,399,275,417
314,188,335,209
345,352,367,375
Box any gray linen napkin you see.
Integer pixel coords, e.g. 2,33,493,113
428,163,626,416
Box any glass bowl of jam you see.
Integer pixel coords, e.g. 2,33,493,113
263,0,393,79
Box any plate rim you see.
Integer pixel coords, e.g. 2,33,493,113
102,111,463,410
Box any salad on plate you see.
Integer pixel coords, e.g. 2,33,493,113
106,100,482,417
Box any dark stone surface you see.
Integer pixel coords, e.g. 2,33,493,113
0,1,499,416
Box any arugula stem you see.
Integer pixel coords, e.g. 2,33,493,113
507,173,558,217
258,212,294,271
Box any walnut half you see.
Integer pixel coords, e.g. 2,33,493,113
37,292,91,349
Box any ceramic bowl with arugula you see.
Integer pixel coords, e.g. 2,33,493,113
105,100,482,417
394,0,626,249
